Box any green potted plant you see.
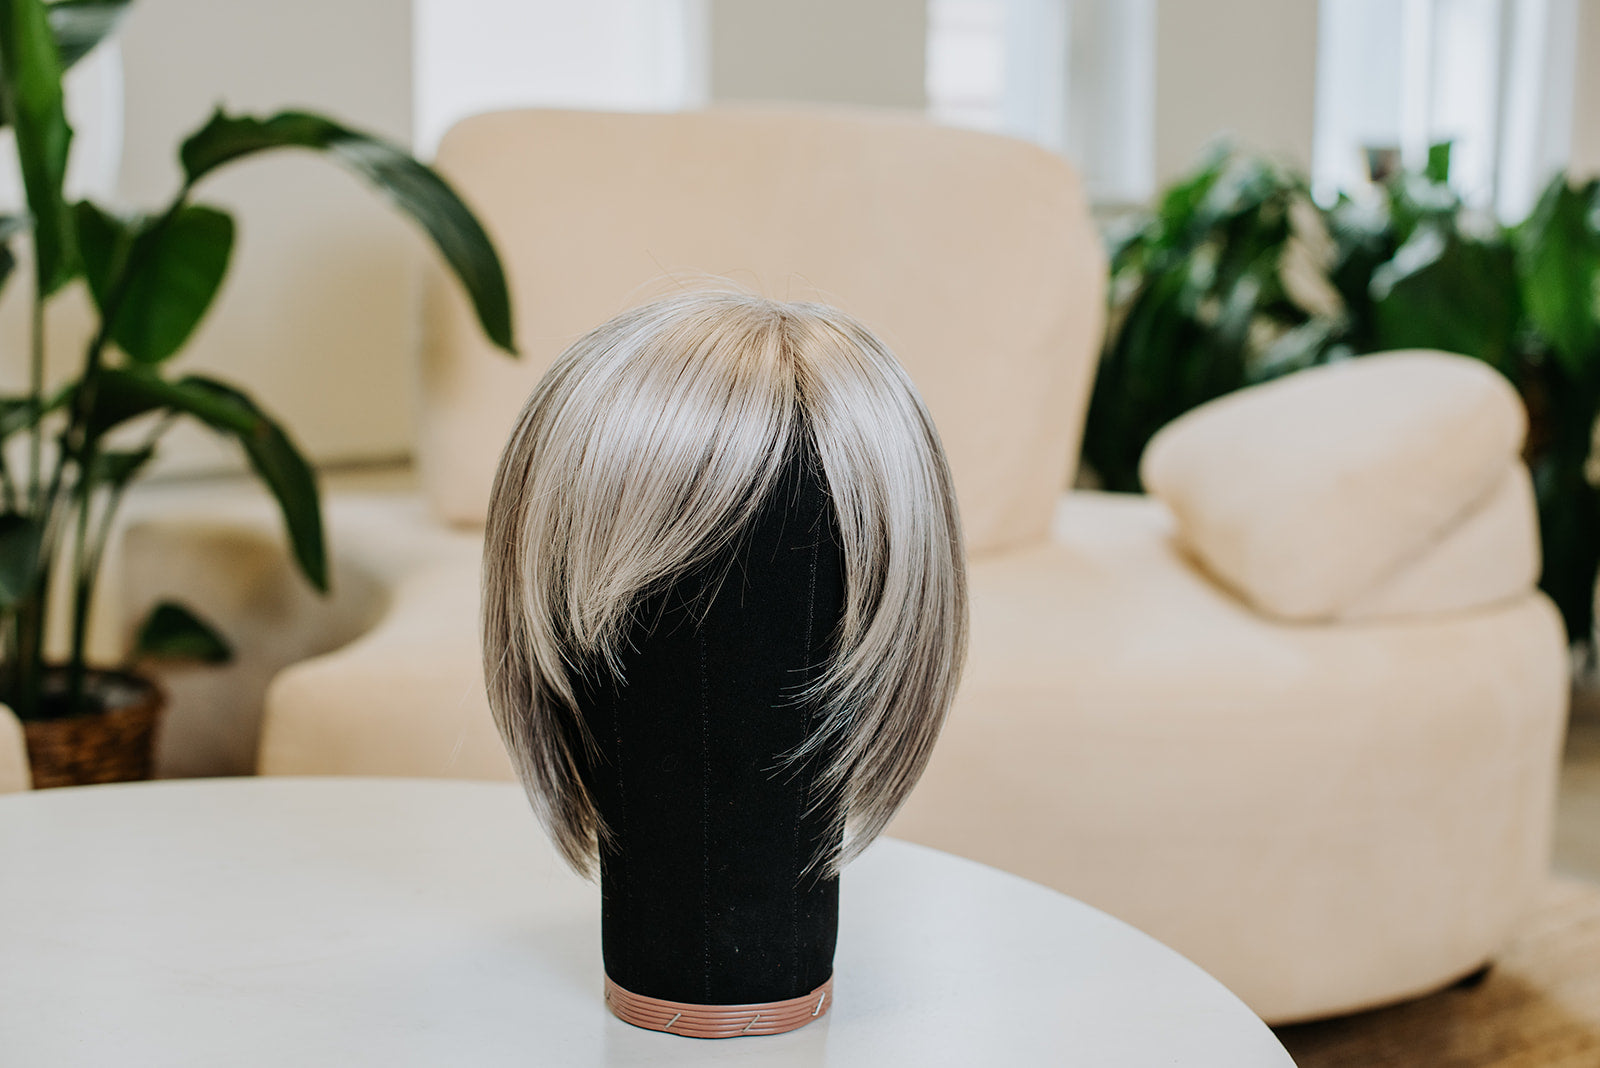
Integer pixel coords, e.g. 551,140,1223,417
0,0,516,786
1091,140,1600,649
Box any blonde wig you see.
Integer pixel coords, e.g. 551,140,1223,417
482,291,967,877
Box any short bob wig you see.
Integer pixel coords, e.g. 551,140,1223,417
482,291,968,877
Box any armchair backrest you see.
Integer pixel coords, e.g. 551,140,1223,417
419,107,1104,556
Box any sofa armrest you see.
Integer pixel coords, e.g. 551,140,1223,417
112,485,480,777
258,557,512,781
1140,351,1533,622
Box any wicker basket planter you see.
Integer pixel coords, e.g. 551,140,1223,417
21,670,164,789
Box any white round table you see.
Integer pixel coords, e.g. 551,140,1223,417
0,778,1294,1066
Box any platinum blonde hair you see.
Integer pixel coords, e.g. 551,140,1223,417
482,291,967,877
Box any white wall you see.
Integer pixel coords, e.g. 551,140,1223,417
1568,0,1600,178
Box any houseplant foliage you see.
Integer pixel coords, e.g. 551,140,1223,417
1089,141,1600,645
0,0,515,732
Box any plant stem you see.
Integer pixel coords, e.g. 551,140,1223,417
67,412,176,713
64,443,96,714
10,286,49,717
13,441,73,718
27,292,43,508
0,451,16,512
53,185,194,715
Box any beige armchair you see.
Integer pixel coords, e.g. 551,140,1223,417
121,108,1567,1024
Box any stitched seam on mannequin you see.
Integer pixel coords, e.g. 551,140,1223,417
793,520,821,983
612,669,626,953
700,630,711,1003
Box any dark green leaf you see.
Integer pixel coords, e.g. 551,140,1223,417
0,511,42,610
1370,226,1521,372
1386,174,1462,243
48,0,130,71
179,109,515,354
79,366,236,438
91,445,154,488
133,600,232,664
84,369,325,590
179,376,325,591
74,199,126,304
1252,318,1338,380
1515,175,1600,383
0,212,22,296
1531,444,1600,643
1426,141,1453,184
0,0,76,293
0,382,68,439
77,200,235,363
0,395,30,439
1153,147,1228,243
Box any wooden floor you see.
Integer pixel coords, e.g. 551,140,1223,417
1276,880,1600,1067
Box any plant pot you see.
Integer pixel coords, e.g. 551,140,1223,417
21,669,164,789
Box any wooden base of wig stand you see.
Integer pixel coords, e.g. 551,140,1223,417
604,975,834,1038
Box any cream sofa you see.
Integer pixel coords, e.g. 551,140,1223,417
118,108,1568,1024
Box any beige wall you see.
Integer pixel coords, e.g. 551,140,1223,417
1153,0,1319,184
1571,0,1600,179
115,0,416,476
710,0,926,108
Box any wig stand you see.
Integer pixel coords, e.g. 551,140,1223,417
580,442,847,1038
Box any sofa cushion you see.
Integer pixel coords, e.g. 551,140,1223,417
1140,351,1527,621
1342,462,1539,620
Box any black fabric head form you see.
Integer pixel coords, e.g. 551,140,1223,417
582,434,845,1008
481,291,967,1034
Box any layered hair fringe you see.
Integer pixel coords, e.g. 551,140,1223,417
482,291,968,878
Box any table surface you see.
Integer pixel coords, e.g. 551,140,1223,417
0,778,1293,1067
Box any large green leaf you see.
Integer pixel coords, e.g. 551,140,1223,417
74,197,124,294
77,200,235,363
179,109,515,354
1370,226,1521,372
1515,175,1600,383
180,376,324,591
1426,141,1453,184
133,600,232,664
48,0,130,71
85,369,327,590
0,0,76,293
0,1,126,134
0,511,42,610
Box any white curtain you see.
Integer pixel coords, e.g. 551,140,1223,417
1313,0,1579,217
925,0,1155,203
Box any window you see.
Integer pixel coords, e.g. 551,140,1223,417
925,0,1154,203
1313,0,1579,217
412,0,708,156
